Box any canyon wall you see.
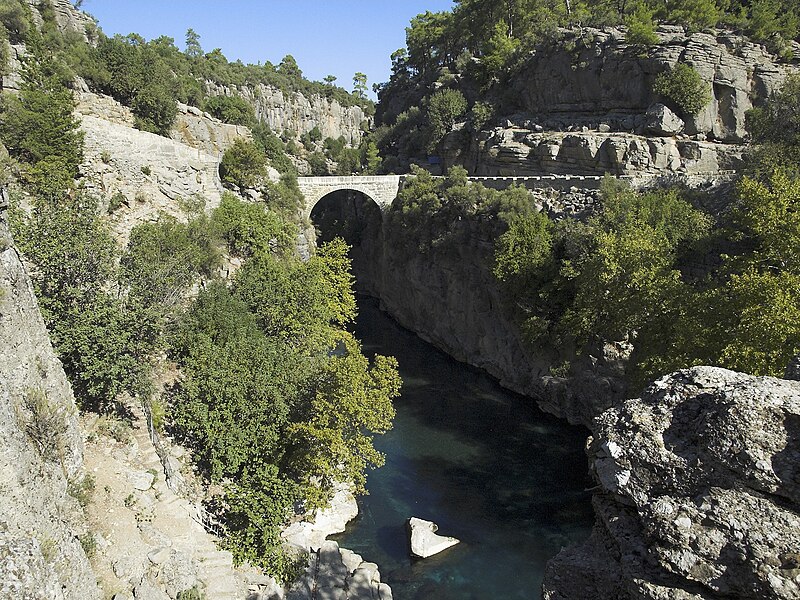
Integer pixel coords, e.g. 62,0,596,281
442,26,797,177
0,199,100,600
205,82,370,146
543,367,800,600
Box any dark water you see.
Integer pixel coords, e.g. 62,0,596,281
334,297,594,599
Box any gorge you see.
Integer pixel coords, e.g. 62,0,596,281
2,0,800,599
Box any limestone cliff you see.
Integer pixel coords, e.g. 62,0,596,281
543,367,800,600
76,92,228,245
439,26,797,177
205,82,370,146
0,198,100,599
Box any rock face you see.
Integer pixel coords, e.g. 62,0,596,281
543,367,800,599
371,217,626,427
286,540,393,600
23,0,96,43
206,82,369,146
407,518,460,559
171,102,252,156
0,203,100,599
76,93,226,244
443,26,796,177
468,128,743,177
507,26,793,143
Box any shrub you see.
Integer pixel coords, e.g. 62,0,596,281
68,474,96,507
219,139,267,191
203,95,254,125
652,63,711,116
20,387,69,461
426,89,467,152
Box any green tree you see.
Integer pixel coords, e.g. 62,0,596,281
287,332,400,508
120,214,220,311
185,27,202,58
219,139,267,191
352,71,368,99
426,88,467,151
212,192,296,257
235,239,357,350
203,95,254,125
652,63,711,116
0,35,84,195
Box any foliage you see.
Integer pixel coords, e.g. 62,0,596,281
652,63,711,116
0,34,83,197
219,139,267,191
120,213,220,311
170,283,297,480
426,88,467,151
20,387,68,461
251,122,296,176
625,4,660,45
211,192,296,257
222,465,303,580
203,95,254,125
287,332,400,509
234,239,357,350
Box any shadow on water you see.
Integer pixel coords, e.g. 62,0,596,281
333,296,594,599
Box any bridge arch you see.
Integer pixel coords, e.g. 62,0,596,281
297,176,402,221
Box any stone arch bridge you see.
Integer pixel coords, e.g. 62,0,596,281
296,174,619,219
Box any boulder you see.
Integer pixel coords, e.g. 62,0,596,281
543,367,800,599
645,103,684,136
407,517,460,559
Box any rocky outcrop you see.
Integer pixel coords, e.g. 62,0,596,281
282,485,392,599
0,200,100,599
23,0,96,43
442,26,796,177
466,128,743,177
286,541,392,600
507,26,794,142
172,102,252,156
543,367,800,599
206,82,369,146
407,518,460,559
76,93,225,244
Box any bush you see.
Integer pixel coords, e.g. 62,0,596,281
203,95,254,125
426,89,467,152
219,139,267,191
652,63,711,116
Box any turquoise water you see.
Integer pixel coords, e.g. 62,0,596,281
335,297,593,599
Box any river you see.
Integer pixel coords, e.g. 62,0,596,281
334,296,594,599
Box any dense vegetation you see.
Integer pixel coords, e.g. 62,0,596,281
1,2,400,582
385,74,800,389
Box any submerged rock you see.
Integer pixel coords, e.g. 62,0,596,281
543,366,800,599
407,517,460,559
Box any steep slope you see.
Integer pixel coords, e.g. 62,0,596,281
0,196,100,600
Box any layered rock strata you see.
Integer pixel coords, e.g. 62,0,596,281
543,367,800,599
443,26,796,177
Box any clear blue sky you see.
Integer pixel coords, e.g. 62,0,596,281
81,1,454,97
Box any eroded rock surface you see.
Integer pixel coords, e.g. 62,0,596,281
206,82,370,146
543,367,800,599
0,203,100,599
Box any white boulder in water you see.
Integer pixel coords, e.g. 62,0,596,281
407,517,460,558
